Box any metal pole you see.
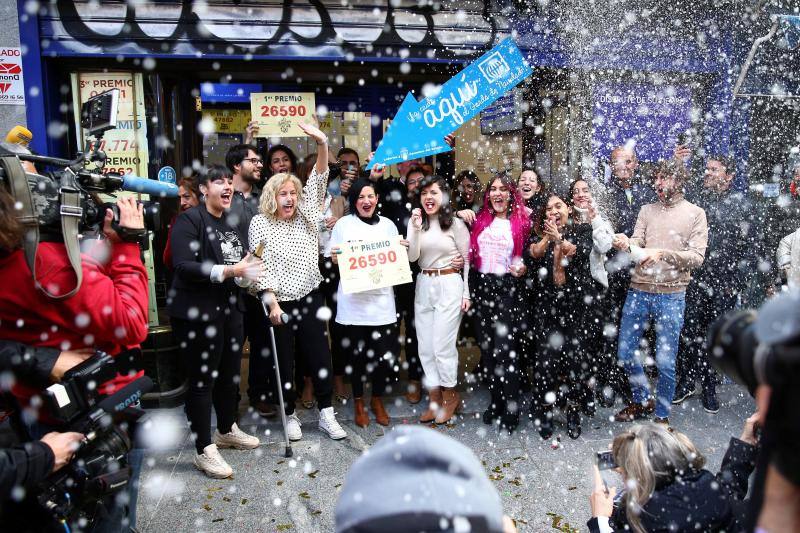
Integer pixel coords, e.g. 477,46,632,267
731,20,780,100
260,296,293,458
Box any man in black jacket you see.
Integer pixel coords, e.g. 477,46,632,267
673,155,754,413
0,340,85,501
225,145,277,419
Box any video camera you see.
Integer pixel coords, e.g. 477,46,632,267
708,290,800,486
0,89,177,240
36,351,153,525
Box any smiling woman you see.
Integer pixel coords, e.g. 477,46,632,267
247,122,347,444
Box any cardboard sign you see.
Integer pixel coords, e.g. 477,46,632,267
338,236,412,294
368,38,532,169
249,92,315,137
0,47,24,105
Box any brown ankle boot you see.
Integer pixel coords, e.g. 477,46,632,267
370,396,390,426
405,380,422,404
354,398,369,428
419,387,442,423
435,388,461,424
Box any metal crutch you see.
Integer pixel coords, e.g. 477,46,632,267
259,294,293,457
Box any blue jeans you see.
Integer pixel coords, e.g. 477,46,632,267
617,289,686,418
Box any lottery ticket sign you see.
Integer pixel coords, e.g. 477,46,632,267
338,236,412,294
249,92,315,137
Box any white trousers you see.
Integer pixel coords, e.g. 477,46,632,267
414,272,464,388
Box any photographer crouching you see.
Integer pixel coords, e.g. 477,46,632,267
587,416,758,533
0,183,150,532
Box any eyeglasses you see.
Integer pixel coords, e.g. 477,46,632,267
244,157,263,166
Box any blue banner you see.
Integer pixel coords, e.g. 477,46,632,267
368,38,533,169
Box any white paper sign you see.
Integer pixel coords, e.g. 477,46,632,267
0,48,25,105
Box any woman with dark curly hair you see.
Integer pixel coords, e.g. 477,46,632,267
407,175,471,424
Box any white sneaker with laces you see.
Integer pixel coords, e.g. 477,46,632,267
318,407,347,440
213,422,260,450
287,413,302,441
193,443,233,479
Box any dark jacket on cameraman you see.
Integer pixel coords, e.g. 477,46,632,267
166,205,246,321
587,437,757,533
0,241,149,422
0,341,55,500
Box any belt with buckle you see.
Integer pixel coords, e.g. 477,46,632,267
421,267,460,276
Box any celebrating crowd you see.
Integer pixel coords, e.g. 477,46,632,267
158,117,795,482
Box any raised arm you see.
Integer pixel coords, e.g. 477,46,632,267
298,122,329,175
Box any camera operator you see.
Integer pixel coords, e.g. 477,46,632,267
587,415,759,533
0,192,149,429
0,186,149,530
0,340,87,501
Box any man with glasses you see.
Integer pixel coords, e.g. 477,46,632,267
225,144,277,419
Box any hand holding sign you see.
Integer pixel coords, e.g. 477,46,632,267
368,38,532,169
338,236,412,294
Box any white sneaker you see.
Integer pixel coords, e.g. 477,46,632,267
287,413,302,441
213,422,260,450
193,443,233,479
318,407,347,440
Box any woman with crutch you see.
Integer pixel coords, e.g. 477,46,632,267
248,122,347,443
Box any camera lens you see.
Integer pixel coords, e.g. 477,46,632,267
707,310,759,393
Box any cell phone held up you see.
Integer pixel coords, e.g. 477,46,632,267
596,450,617,471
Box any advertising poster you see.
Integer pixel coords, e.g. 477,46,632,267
0,47,25,105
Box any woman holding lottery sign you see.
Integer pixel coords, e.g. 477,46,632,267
330,173,410,428
407,175,471,425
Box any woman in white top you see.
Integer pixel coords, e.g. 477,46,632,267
469,173,531,433
407,176,471,425
330,178,407,428
248,122,346,443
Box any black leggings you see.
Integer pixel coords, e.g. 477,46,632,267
172,311,243,454
395,280,422,381
272,289,333,414
470,271,525,414
341,323,398,398
243,294,276,404
319,256,348,377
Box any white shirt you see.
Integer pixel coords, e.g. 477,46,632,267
248,167,328,302
330,214,399,326
476,218,514,276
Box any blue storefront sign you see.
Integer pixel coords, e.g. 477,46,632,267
200,83,263,104
591,82,694,162
368,38,533,168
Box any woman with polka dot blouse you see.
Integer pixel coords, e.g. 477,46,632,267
248,122,347,443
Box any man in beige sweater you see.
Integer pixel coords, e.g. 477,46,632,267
609,159,708,424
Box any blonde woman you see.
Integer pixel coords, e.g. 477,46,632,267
248,122,346,443
588,415,759,533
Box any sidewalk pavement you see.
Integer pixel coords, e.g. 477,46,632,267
134,383,754,532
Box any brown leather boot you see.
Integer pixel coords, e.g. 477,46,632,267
354,397,369,428
370,396,390,426
435,388,461,424
419,387,442,423
405,380,422,404
613,399,655,422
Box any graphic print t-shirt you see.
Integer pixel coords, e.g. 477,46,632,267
477,217,514,276
208,213,244,265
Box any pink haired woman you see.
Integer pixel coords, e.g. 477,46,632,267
469,173,531,433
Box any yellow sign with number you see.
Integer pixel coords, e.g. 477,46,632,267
249,92,315,137
338,236,412,294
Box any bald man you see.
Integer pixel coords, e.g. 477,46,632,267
609,147,656,235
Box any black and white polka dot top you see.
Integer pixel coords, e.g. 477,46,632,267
248,167,328,302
